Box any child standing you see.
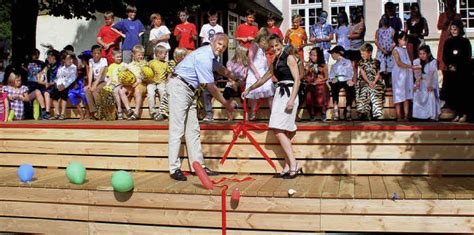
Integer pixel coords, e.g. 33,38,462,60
106,50,128,120
225,46,248,121
174,10,197,51
112,5,145,63
200,10,224,46
412,45,440,120
4,72,28,120
305,47,329,121
356,43,385,120
121,45,147,120
97,11,121,65
267,13,283,38
147,45,171,121
245,28,274,121
392,31,414,121
236,10,259,49
0,84,8,122
309,10,334,63
149,13,171,60
285,15,307,61
328,45,355,121
50,51,77,120
375,15,395,87
85,45,108,119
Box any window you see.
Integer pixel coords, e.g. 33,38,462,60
459,0,474,29
329,0,364,28
382,0,418,21
290,0,322,33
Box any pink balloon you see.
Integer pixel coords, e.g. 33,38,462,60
192,161,214,190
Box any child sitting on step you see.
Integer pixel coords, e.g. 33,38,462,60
147,45,171,121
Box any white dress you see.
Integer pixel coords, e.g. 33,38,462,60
391,47,414,103
245,45,274,99
412,59,441,120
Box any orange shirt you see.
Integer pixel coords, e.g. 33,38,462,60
286,27,307,49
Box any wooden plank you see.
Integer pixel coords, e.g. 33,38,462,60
321,176,341,198
0,217,88,234
396,177,422,199
89,191,319,213
0,128,139,142
382,176,405,199
321,215,474,233
352,145,474,160
89,223,319,235
338,176,355,199
369,176,388,199
351,160,474,175
0,187,89,204
0,201,88,220
424,177,457,199
257,177,285,197
321,199,474,215
410,177,439,199
352,130,474,144
88,206,321,231
240,175,273,197
354,176,371,199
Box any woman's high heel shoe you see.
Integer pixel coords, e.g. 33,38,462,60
283,163,303,179
273,170,290,178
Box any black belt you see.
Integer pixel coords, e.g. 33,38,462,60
174,74,196,93
277,82,294,97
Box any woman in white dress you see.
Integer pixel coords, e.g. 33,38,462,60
392,31,415,121
246,28,274,120
412,45,440,120
242,35,302,179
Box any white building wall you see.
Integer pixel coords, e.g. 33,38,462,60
36,13,119,60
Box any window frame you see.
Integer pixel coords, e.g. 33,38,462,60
381,0,419,28
289,0,323,34
329,0,364,28
457,0,474,31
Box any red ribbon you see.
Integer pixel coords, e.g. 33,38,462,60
220,98,276,171
212,177,254,235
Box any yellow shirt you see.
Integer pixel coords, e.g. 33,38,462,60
107,62,124,86
127,60,147,81
287,27,307,49
148,59,171,84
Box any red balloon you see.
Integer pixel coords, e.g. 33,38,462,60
192,161,214,190
231,188,240,202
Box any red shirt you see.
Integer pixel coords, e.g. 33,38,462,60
97,25,121,46
269,27,283,39
174,22,197,50
97,25,121,64
235,23,258,48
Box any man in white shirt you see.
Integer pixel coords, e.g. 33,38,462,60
199,10,224,46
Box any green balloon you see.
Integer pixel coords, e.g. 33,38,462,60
111,170,134,192
66,162,86,185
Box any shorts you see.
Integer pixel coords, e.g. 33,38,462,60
123,83,147,96
26,81,45,94
48,86,69,101
68,87,87,106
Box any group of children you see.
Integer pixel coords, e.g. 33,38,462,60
0,5,442,122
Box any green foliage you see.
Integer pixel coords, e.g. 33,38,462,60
0,1,12,43
38,0,134,20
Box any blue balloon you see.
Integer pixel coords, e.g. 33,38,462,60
17,164,34,183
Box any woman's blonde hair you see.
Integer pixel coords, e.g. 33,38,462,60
231,46,249,66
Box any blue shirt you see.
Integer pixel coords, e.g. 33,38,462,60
175,45,220,89
310,23,334,50
112,19,145,50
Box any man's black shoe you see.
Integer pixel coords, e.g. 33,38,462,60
190,167,219,176
170,169,187,181
203,167,219,176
